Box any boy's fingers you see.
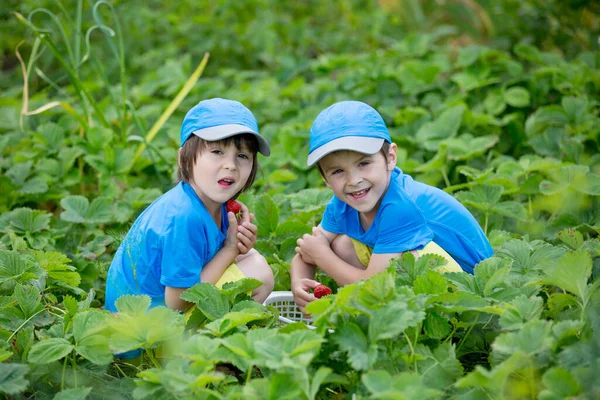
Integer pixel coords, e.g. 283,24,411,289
237,232,253,247
238,202,251,224
227,212,238,230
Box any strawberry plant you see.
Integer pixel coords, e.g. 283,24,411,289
0,0,599,398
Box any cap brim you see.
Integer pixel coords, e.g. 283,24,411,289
307,137,385,166
192,124,271,156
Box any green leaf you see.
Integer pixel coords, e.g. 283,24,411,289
221,278,263,304
413,270,448,295
180,283,230,321
423,312,452,340
206,310,270,337
73,310,112,365
492,320,554,366
416,343,464,390
332,323,375,371
561,96,587,125
0,363,29,395
6,162,32,186
444,134,499,161
253,330,324,370
121,188,161,209
35,122,65,153
543,251,592,301
109,304,183,353
415,105,464,151
115,295,151,317
368,295,425,341
53,387,92,400
253,194,279,236
362,370,440,399
504,87,530,107
0,208,51,234
28,338,74,364
15,284,42,318
496,239,565,274
242,373,302,400
60,196,113,224
32,251,80,288
499,295,544,331
539,367,581,400
456,352,529,392
0,250,40,286
557,228,584,250
484,90,506,115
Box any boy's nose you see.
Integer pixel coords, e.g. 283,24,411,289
223,154,237,170
347,170,363,186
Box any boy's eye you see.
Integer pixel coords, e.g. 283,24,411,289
331,169,342,175
238,153,250,160
211,149,223,155
359,161,370,167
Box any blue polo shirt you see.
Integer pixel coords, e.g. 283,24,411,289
320,167,493,273
104,182,228,312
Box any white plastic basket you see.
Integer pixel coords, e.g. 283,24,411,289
263,291,315,329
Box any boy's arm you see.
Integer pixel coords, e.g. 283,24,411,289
290,254,320,313
165,211,243,311
291,225,336,313
315,251,402,286
298,227,404,286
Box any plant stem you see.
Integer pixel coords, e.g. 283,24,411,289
246,364,253,384
7,308,46,343
146,348,160,368
456,323,476,353
72,351,78,387
61,353,68,391
403,332,417,373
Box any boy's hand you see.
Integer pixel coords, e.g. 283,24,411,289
291,278,321,317
223,212,242,254
295,227,330,265
233,201,257,255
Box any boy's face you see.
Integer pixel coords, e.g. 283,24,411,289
319,144,397,218
189,141,254,210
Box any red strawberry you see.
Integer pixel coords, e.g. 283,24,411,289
226,200,242,217
313,284,332,299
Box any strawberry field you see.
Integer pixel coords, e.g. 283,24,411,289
1,1,599,399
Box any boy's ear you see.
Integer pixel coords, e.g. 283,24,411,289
177,148,182,168
387,143,398,169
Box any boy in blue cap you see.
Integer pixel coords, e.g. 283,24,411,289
291,101,493,312
105,98,274,315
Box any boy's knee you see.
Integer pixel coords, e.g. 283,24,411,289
331,234,367,269
255,253,274,289
239,252,274,291
331,235,354,257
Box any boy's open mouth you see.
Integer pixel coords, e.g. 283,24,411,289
218,178,235,187
348,188,370,200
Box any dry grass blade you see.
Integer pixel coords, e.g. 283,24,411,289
133,52,210,163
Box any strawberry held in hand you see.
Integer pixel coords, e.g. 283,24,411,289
313,284,332,299
226,200,242,218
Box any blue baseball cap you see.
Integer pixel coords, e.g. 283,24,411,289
180,98,270,156
307,101,391,166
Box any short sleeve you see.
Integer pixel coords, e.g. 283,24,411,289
159,214,208,288
320,197,345,234
373,201,433,254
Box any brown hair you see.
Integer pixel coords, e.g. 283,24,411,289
177,134,260,197
317,141,392,178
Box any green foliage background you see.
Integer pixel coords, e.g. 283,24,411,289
0,0,599,399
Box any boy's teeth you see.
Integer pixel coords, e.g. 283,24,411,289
353,189,367,196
